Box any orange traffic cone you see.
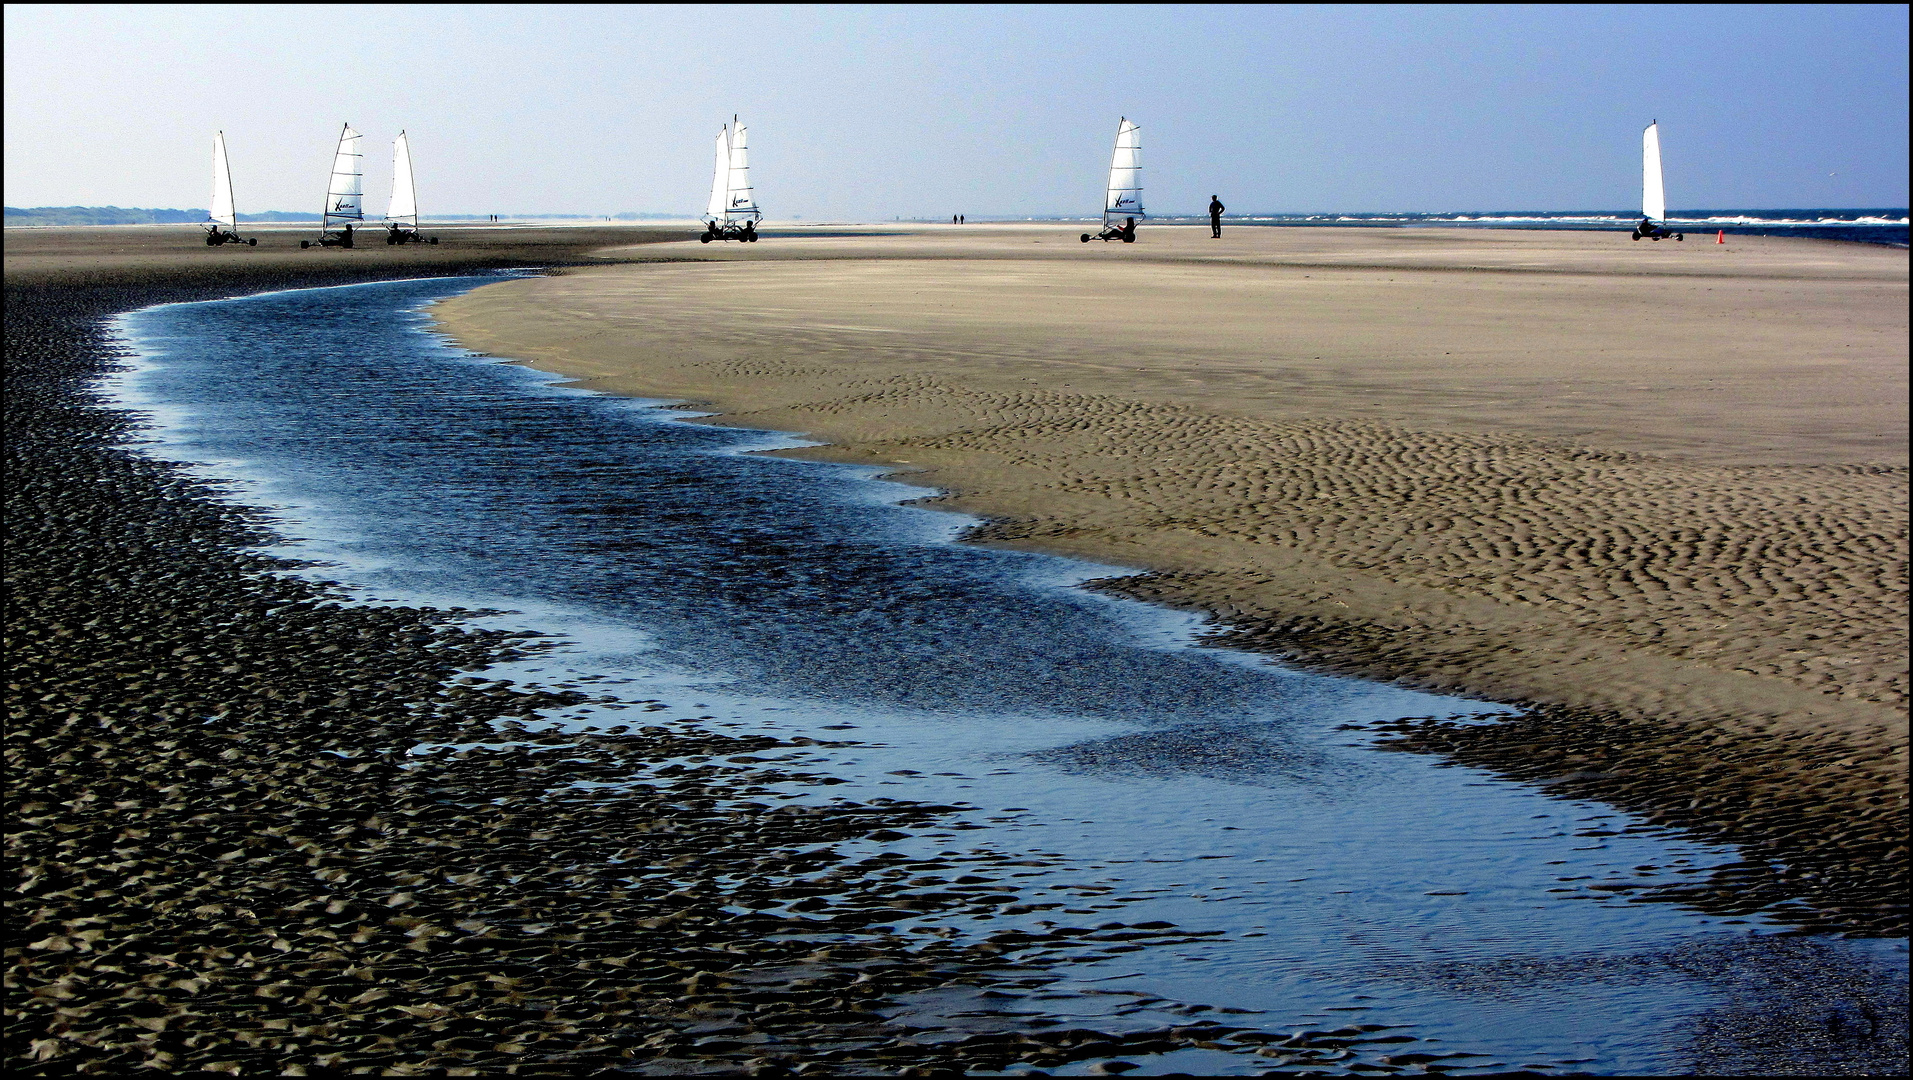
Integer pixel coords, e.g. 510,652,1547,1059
1717,230,1725,244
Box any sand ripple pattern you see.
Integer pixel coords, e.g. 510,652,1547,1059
775,377,1908,712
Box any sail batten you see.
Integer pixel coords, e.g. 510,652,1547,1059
1104,118,1143,223
386,131,418,226
323,123,364,232
1642,121,1666,222
209,132,237,228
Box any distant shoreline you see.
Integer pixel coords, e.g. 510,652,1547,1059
7,219,1906,249
11,205,1907,245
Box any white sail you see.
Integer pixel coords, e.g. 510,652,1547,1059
209,131,237,228
706,126,730,221
1642,120,1666,222
1104,117,1143,221
386,130,418,226
725,117,760,221
323,123,364,230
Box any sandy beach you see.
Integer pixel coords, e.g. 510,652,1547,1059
437,223,1908,927
6,223,1906,1073
438,226,1906,717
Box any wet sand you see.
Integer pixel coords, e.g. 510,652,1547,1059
5,226,1905,1073
9,227,1340,1074
436,224,1908,931
1,222,694,287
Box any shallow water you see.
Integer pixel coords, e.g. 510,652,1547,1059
113,275,1906,1075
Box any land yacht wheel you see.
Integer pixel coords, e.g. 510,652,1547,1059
247,238,256,246
1631,231,1641,240
300,241,310,249
700,234,712,243
1080,234,1090,242
1675,234,1684,241
429,237,438,245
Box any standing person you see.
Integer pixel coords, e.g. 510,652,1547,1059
1208,195,1225,238
959,214,964,224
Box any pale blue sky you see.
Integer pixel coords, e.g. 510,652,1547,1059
5,4,1907,217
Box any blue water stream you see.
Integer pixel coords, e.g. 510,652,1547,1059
112,275,1905,1076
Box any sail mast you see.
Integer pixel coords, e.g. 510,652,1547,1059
322,123,365,233
209,131,237,228
1104,118,1143,225
1642,120,1666,222
387,131,418,228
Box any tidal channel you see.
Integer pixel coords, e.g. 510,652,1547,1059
111,275,1906,1076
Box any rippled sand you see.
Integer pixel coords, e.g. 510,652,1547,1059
436,226,1908,798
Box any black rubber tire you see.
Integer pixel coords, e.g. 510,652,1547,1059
247,238,256,246
1080,234,1090,242
1631,232,1640,240
700,235,712,243
300,240,310,249
1122,235,1135,243
429,237,438,245
386,235,396,245
1675,234,1684,241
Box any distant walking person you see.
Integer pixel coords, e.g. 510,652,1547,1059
1208,195,1225,238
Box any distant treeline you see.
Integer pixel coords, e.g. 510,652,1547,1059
6,206,692,226
4,206,316,226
